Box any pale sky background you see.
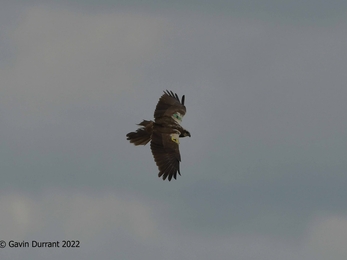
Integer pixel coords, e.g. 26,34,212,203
1,1,347,259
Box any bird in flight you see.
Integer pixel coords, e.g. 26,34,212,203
126,90,191,181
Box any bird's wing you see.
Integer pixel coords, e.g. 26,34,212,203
150,131,181,181
154,90,186,123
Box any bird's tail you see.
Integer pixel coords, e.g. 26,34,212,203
126,120,153,146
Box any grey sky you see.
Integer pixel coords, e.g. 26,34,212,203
1,1,347,260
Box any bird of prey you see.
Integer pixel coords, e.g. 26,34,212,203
126,90,191,181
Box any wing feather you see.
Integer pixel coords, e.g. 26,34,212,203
154,91,186,120
150,131,181,181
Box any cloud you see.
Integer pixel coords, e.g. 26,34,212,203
2,6,167,113
0,189,337,260
0,190,158,242
303,214,347,260
2,188,347,260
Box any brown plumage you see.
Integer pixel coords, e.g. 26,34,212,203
126,120,153,146
126,90,191,181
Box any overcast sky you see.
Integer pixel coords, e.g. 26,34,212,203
1,1,347,259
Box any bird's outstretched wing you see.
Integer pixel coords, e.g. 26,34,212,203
154,90,186,123
150,130,181,181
